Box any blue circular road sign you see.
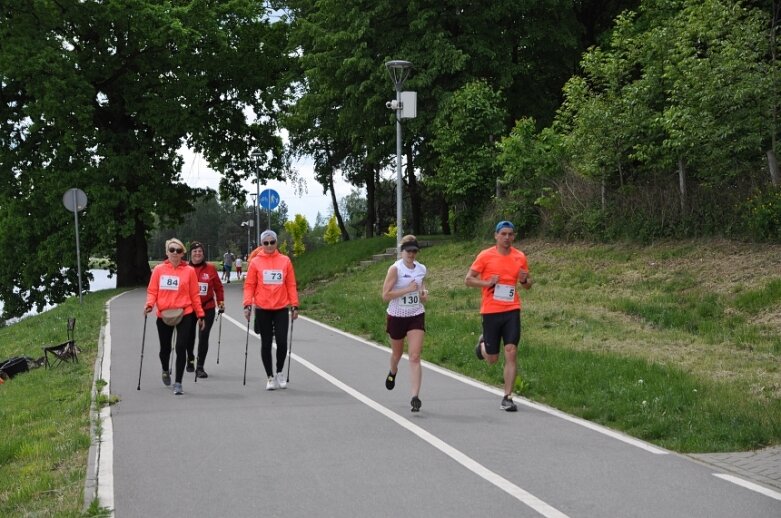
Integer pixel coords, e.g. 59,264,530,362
259,188,280,210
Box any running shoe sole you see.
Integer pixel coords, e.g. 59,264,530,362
411,396,422,412
385,371,396,390
500,398,518,412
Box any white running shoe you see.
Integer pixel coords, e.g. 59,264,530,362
265,376,278,391
275,372,287,389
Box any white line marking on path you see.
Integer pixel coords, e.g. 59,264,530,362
296,316,668,455
224,314,568,517
713,474,781,501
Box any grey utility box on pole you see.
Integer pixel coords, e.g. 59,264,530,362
400,91,417,119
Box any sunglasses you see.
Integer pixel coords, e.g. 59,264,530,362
168,247,184,254
263,240,276,246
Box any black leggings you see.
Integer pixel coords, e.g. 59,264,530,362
185,307,216,367
157,313,196,383
254,308,289,377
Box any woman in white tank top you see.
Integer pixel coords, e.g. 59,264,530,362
381,235,429,412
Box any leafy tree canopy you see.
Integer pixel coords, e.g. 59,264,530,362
0,0,293,318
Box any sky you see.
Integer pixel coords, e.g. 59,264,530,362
178,146,357,225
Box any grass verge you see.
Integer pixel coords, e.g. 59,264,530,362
0,289,123,517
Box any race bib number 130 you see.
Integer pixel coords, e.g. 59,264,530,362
399,291,421,307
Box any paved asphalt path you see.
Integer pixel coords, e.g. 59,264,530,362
98,285,781,517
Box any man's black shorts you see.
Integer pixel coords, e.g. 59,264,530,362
481,309,521,355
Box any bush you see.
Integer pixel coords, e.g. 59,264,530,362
741,189,781,241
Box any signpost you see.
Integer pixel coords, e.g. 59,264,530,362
259,188,280,229
62,188,88,304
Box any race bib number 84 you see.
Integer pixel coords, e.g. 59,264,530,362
160,275,180,291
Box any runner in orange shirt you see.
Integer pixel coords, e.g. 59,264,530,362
465,221,533,411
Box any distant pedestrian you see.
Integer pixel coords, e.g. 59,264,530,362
382,235,428,412
465,221,532,412
243,230,300,390
185,241,224,378
144,238,205,396
222,251,234,283
235,256,243,280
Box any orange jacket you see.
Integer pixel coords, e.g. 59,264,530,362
145,260,205,318
242,249,299,310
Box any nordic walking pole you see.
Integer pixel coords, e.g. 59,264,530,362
137,314,148,390
216,312,223,364
169,328,175,373
286,308,294,383
243,306,252,386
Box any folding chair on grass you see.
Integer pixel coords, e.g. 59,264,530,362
43,317,80,369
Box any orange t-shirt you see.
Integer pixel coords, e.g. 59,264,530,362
469,246,529,314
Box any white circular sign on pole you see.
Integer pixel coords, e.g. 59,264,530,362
63,188,88,212
63,188,87,304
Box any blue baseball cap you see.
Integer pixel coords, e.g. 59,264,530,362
495,220,515,232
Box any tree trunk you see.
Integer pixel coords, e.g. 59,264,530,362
601,173,606,210
678,158,688,215
116,214,151,287
327,169,350,241
407,145,421,235
768,149,780,187
439,194,451,235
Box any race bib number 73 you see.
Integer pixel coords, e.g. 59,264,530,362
263,269,283,285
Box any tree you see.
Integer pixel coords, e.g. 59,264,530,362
283,214,309,256
0,1,292,317
323,215,341,244
431,80,506,234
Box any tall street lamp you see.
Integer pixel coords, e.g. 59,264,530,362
251,150,262,245
249,192,258,249
385,60,413,252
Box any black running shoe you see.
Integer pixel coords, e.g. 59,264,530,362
186,361,195,373
161,370,171,386
500,396,517,412
411,396,422,412
195,368,208,379
385,371,396,390
475,335,485,360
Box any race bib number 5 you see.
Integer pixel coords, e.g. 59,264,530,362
263,269,283,285
493,283,515,302
160,275,180,291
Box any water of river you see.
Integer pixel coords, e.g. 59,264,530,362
1,269,117,322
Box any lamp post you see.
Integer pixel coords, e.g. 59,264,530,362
241,220,253,256
251,151,262,243
385,60,412,252
249,192,258,249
